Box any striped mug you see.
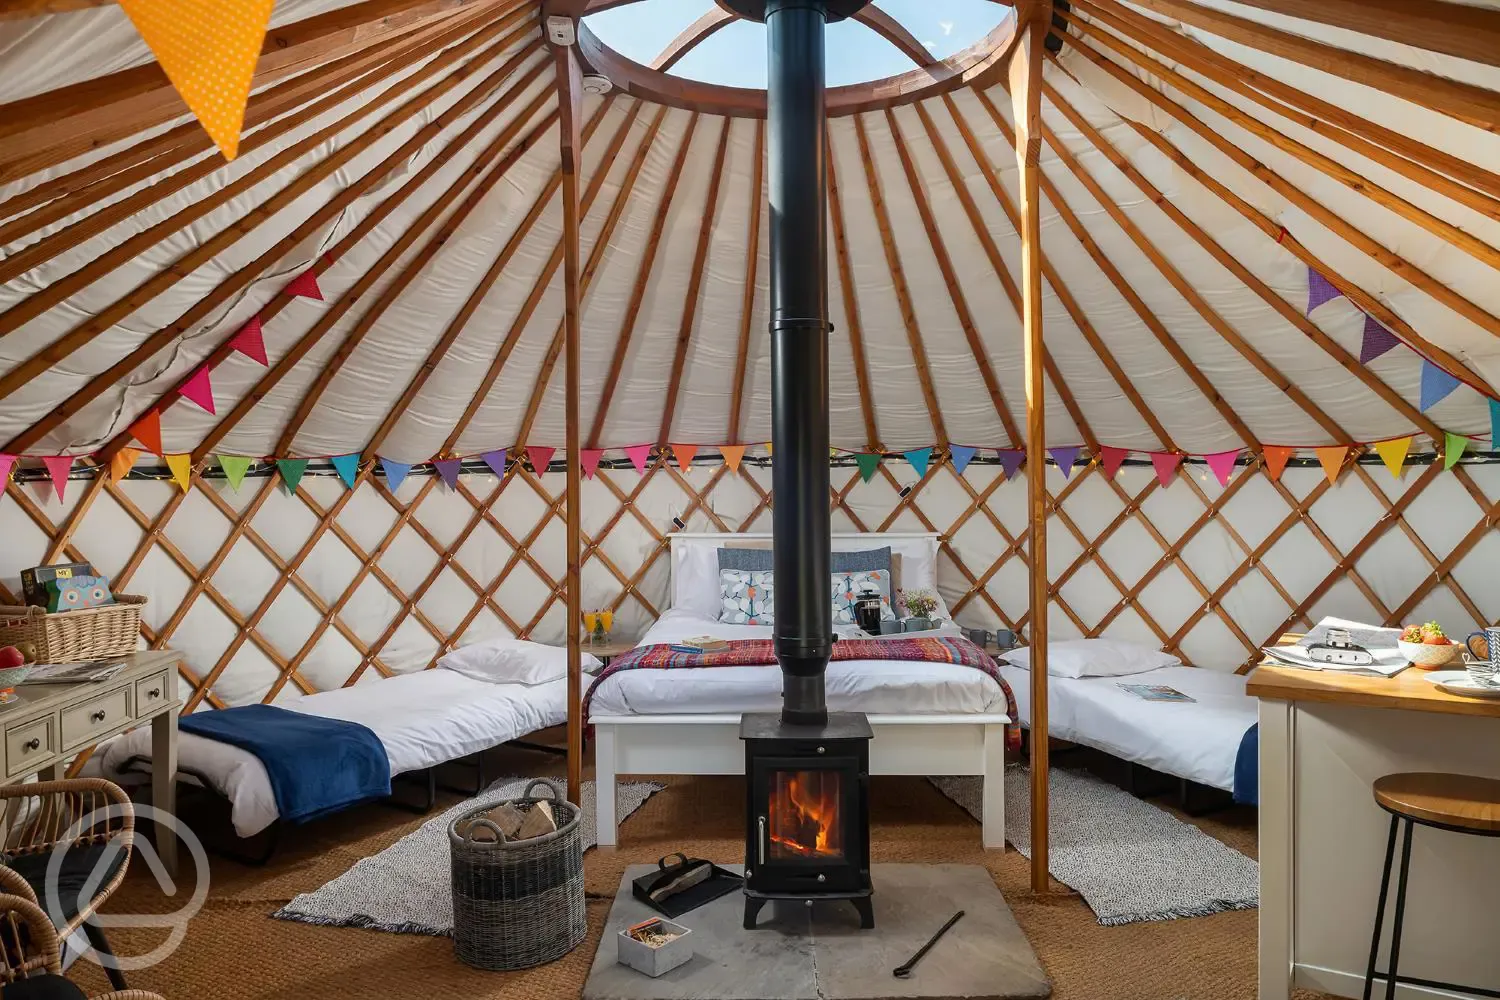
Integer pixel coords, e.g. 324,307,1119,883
1463,626,1500,686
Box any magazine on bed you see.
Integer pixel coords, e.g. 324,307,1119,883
1117,683,1195,703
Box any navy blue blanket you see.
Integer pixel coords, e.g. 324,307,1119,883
179,705,391,824
1233,723,1258,806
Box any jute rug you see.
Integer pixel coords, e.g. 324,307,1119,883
273,777,663,935
931,767,1258,926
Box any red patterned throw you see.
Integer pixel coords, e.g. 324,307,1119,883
583,636,1019,750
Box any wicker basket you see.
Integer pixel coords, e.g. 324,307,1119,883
449,778,585,971
0,596,146,663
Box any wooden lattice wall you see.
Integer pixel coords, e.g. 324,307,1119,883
2,448,1497,713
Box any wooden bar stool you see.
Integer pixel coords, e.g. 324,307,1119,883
1362,772,1500,1000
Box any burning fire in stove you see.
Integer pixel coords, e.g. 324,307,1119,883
769,771,843,859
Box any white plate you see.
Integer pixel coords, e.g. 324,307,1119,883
1424,670,1500,698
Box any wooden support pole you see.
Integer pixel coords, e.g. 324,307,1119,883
1009,0,1049,895
556,43,586,807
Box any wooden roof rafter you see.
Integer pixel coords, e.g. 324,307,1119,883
726,119,766,445
825,132,881,453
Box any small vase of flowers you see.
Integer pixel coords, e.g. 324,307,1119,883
898,588,940,632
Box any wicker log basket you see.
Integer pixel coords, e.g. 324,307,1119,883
449,778,585,971
0,595,146,664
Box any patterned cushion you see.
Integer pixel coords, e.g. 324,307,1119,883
717,546,893,576
718,569,775,625
831,570,897,626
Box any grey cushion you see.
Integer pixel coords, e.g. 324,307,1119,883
717,546,892,575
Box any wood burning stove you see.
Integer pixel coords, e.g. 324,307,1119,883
742,713,873,928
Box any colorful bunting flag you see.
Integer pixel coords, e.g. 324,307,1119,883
1444,432,1469,471
1493,398,1500,452
1262,445,1294,482
949,445,977,477
1419,360,1461,412
434,459,462,489
42,456,73,501
720,445,745,475
379,457,411,493
625,444,653,474
1048,446,1081,479
129,410,163,455
276,458,308,494
1305,268,1342,315
580,450,604,479
764,442,773,458
178,365,216,414
1150,452,1182,487
1373,437,1411,479
285,269,324,301
330,453,361,489
1359,315,1400,364
854,453,882,483
118,0,275,161
230,316,268,365
1204,450,1240,487
1099,446,1128,480
997,450,1024,480
481,450,507,479
527,446,555,475
164,453,192,492
216,455,252,491
110,447,141,484
1314,446,1348,486
904,447,932,478
0,454,14,489
671,444,698,473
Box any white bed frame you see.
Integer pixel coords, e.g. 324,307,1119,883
592,532,1010,849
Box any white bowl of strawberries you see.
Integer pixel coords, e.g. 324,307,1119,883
1398,622,1461,669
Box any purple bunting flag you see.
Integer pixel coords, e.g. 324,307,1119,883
1306,268,1342,315
433,458,463,489
481,449,507,479
997,449,1025,480
1048,446,1081,479
1359,314,1400,364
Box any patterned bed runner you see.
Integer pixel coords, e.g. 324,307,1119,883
583,636,1019,749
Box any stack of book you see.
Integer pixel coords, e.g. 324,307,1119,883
670,636,729,654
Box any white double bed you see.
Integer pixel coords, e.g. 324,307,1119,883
97,668,570,838
588,533,1013,849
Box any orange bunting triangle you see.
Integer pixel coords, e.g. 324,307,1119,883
129,409,163,456
109,448,141,484
764,442,773,458
1314,446,1348,486
1262,446,1294,482
671,444,698,473
119,0,274,162
1373,437,1411,479
164,453,193,492
721,445,745,475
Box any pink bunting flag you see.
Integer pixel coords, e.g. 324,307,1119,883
1204,450,1239,486
42,455,74,502
177,364,216,414
433,458,462,489
527,446,555,475
580,449,604,480
1099,446,1128,480
230,316,268,365
0,454,14,488
285,269,324,301
1150,452,1182,487
624,444,653,474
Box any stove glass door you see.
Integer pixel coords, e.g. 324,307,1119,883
768,769,844,861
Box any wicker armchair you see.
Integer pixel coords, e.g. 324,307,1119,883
0,886,162,998
0,780,135,992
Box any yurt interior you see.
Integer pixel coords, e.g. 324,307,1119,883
1,0,1499,997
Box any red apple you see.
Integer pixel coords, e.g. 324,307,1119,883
1421,633,1452,646
0,646,24,670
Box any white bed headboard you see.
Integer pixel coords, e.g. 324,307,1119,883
666,532,942,618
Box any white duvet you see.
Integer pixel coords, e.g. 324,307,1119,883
585,609,1008,717
998,664,1256,791
97,670,568,837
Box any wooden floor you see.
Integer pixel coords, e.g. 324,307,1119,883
71,733,1334,1000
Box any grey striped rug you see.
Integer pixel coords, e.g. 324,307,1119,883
274,777,662,935
932,766,1258,926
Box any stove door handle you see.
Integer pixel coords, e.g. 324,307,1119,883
757,816,767,866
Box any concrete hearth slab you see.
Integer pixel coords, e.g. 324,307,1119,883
582,864,1051,1000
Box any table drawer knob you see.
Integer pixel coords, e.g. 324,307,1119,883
23,738,39,752
146,688,160,700
90,710,106,724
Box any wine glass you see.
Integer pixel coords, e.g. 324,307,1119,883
583,610,599,645
600,610,614,637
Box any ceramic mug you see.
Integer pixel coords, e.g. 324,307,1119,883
1463,626,1500,686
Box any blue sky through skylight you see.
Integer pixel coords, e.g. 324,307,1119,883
584,0,1004,89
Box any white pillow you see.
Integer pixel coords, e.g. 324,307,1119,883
1004,639,1179,679
438,638,602,685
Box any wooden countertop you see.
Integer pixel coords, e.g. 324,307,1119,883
1247,637,1500,719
